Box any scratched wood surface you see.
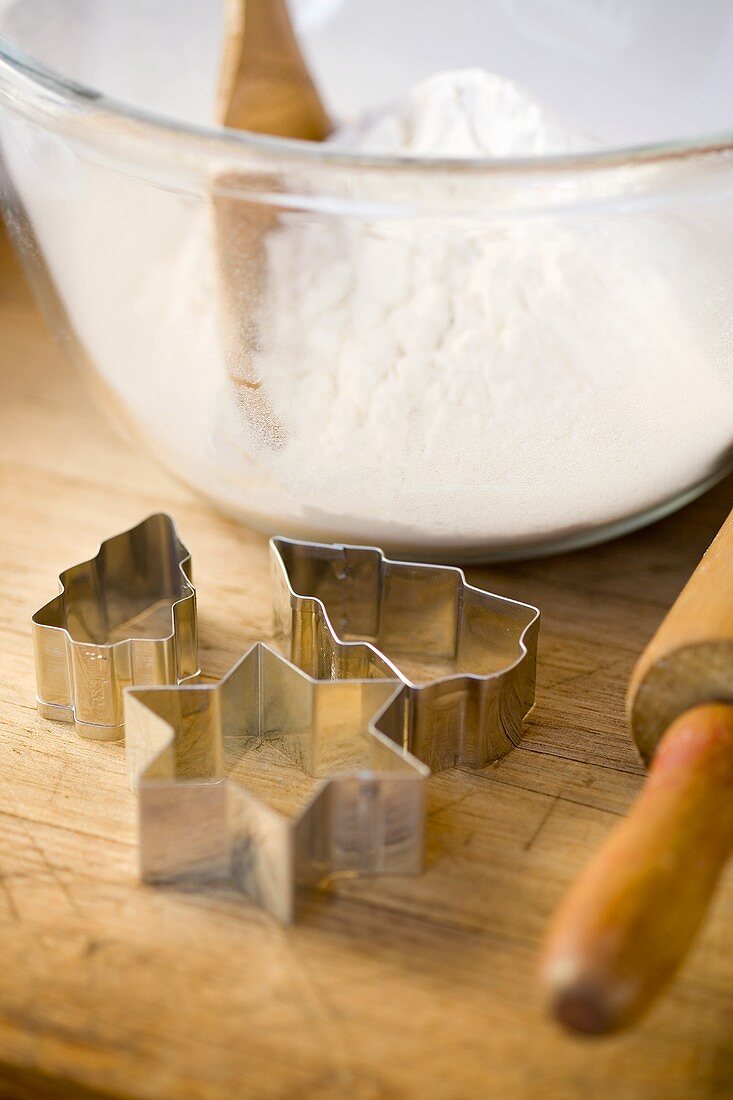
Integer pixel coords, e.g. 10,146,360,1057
0,225,731,1100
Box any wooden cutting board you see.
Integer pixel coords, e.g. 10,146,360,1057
0,226,731,1100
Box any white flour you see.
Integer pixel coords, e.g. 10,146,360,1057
219,69,732,545
332,69,594,157
5,66,732,550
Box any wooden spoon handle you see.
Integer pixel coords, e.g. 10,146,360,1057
217,0,330,139
540,702,733,1034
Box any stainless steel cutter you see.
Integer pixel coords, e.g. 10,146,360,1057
32,514,198,739
33,520,540,921
125,643,428,923
271,537,540,771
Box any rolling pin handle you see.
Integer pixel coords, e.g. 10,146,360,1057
540,702,733,1035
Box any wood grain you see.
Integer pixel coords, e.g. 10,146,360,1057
0,224,731,1099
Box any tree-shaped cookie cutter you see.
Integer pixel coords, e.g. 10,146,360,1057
125,643,428,923
32,514,198,740
271,537,540,772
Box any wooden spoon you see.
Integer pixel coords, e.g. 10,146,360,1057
217,0,331,138
540,506,733,1033
213,0,331,449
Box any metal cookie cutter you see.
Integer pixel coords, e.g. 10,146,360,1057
32,514,198,740
271,538,540,772
125,643,428,923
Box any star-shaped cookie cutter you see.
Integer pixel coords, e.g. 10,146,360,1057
32,514,198,740
271,537,540,772
124,643,428,923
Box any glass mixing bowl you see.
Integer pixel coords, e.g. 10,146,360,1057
1,0,732,560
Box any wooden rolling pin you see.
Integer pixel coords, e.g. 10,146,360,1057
540,505,733,1034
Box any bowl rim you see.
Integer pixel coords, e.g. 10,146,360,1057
2,30,733,176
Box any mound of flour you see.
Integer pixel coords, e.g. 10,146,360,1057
219,68,730,545
332,68,594,157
